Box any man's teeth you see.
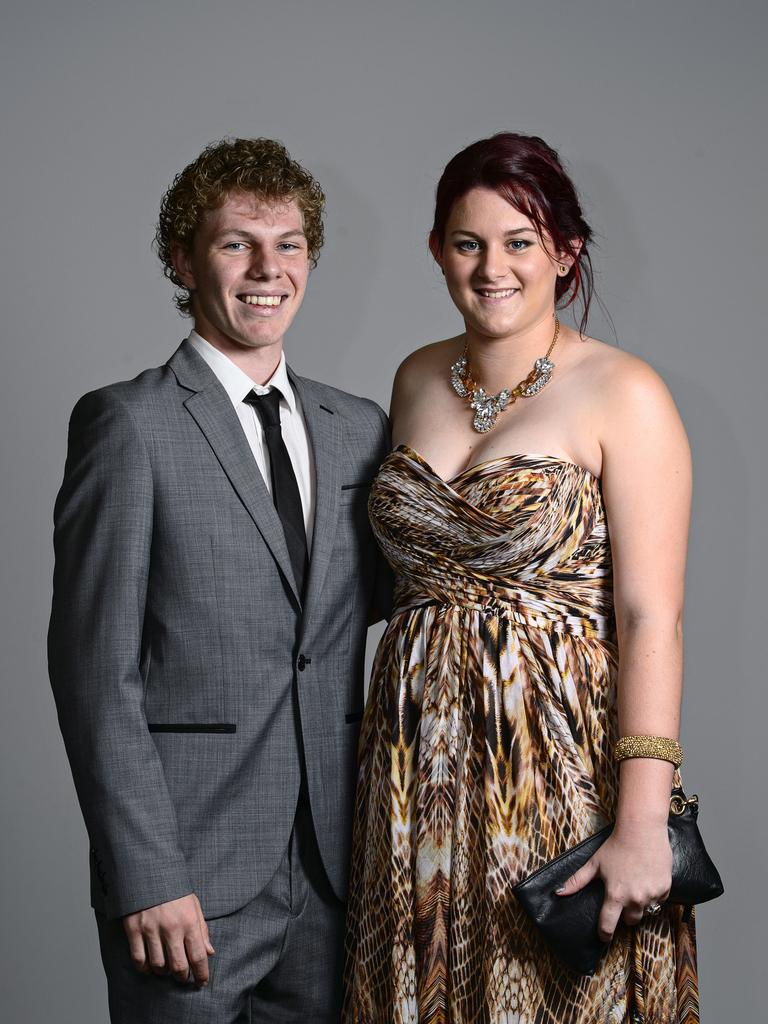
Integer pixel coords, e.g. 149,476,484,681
242,295,283,306
478,288,518,298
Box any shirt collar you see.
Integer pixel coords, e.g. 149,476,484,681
188,331,296,413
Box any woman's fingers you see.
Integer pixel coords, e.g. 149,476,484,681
555,856,599,896
598,894,625,942
621,902,646,927
554,836,671,944
623,894,668,927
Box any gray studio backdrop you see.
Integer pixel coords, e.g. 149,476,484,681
1,1,764,1019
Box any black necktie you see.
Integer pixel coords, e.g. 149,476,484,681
245,388,308,599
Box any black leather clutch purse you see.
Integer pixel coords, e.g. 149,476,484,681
512,788,724,975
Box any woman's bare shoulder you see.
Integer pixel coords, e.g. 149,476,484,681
573,338,688,463
573,336,674,402
396,337,461,374
392,337,461,394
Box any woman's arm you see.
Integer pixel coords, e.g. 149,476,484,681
558,354,692,941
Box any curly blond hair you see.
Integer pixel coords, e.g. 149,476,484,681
155,137,325,315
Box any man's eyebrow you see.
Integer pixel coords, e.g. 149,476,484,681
449,227,537,237
215,228,307,239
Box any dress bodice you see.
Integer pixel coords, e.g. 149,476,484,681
369,444,614,638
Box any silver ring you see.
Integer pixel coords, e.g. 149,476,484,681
644,901,662,916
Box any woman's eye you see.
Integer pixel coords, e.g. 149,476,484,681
455,240,481,252
507,239,530,251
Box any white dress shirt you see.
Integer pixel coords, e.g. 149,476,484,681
188,331,315,548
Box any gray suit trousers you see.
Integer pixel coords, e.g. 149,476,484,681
96,794,345,1023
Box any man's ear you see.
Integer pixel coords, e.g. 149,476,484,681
428,231,444,272
171,244,196,290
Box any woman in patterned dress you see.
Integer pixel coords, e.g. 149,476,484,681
344,134,699,1023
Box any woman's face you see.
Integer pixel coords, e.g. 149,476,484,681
437,187,564,342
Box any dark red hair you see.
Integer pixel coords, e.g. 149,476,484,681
430,133,595,335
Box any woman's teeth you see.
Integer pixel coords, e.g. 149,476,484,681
477,288,518,298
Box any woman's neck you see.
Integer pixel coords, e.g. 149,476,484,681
463,313,560,394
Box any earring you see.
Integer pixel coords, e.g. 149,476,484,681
559,264,568,275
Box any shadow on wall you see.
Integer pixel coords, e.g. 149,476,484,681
565,158,649,346
669,369,751,743
663,367,754,1001
289,162,384,387
658,367,749,917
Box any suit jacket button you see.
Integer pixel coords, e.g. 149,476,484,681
298,654,306,672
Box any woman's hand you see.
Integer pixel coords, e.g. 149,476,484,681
556,821,672,942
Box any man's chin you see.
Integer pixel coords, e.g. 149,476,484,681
233,333,287,352
194,323,287,354
231,314,297,350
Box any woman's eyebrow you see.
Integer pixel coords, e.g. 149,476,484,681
449,227,536,237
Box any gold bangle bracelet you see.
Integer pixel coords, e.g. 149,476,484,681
614,735,684,768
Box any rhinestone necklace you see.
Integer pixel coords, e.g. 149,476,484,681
449,318,560,433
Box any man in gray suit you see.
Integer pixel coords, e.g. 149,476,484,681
48,137,390,1022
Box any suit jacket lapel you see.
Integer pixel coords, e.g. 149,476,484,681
290,370,342,630
168,341,302,608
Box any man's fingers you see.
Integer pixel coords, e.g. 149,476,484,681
185,933,211,986
124,927,151,974
146,932,167,975
556,857,599,896
196,902,215,956
122,895,211,981
164,936,192,983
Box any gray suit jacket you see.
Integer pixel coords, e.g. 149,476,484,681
48,339,391,920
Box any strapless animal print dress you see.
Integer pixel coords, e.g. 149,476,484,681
343,444,699,1024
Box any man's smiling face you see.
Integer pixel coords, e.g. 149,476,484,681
172,191,311,354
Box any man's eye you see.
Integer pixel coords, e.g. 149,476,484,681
223,242,246,251
277,242,301,252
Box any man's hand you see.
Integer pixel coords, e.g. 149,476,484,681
122,893,215,986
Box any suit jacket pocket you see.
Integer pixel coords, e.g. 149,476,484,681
147,723,237,733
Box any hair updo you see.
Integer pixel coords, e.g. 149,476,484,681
430,133,595,335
